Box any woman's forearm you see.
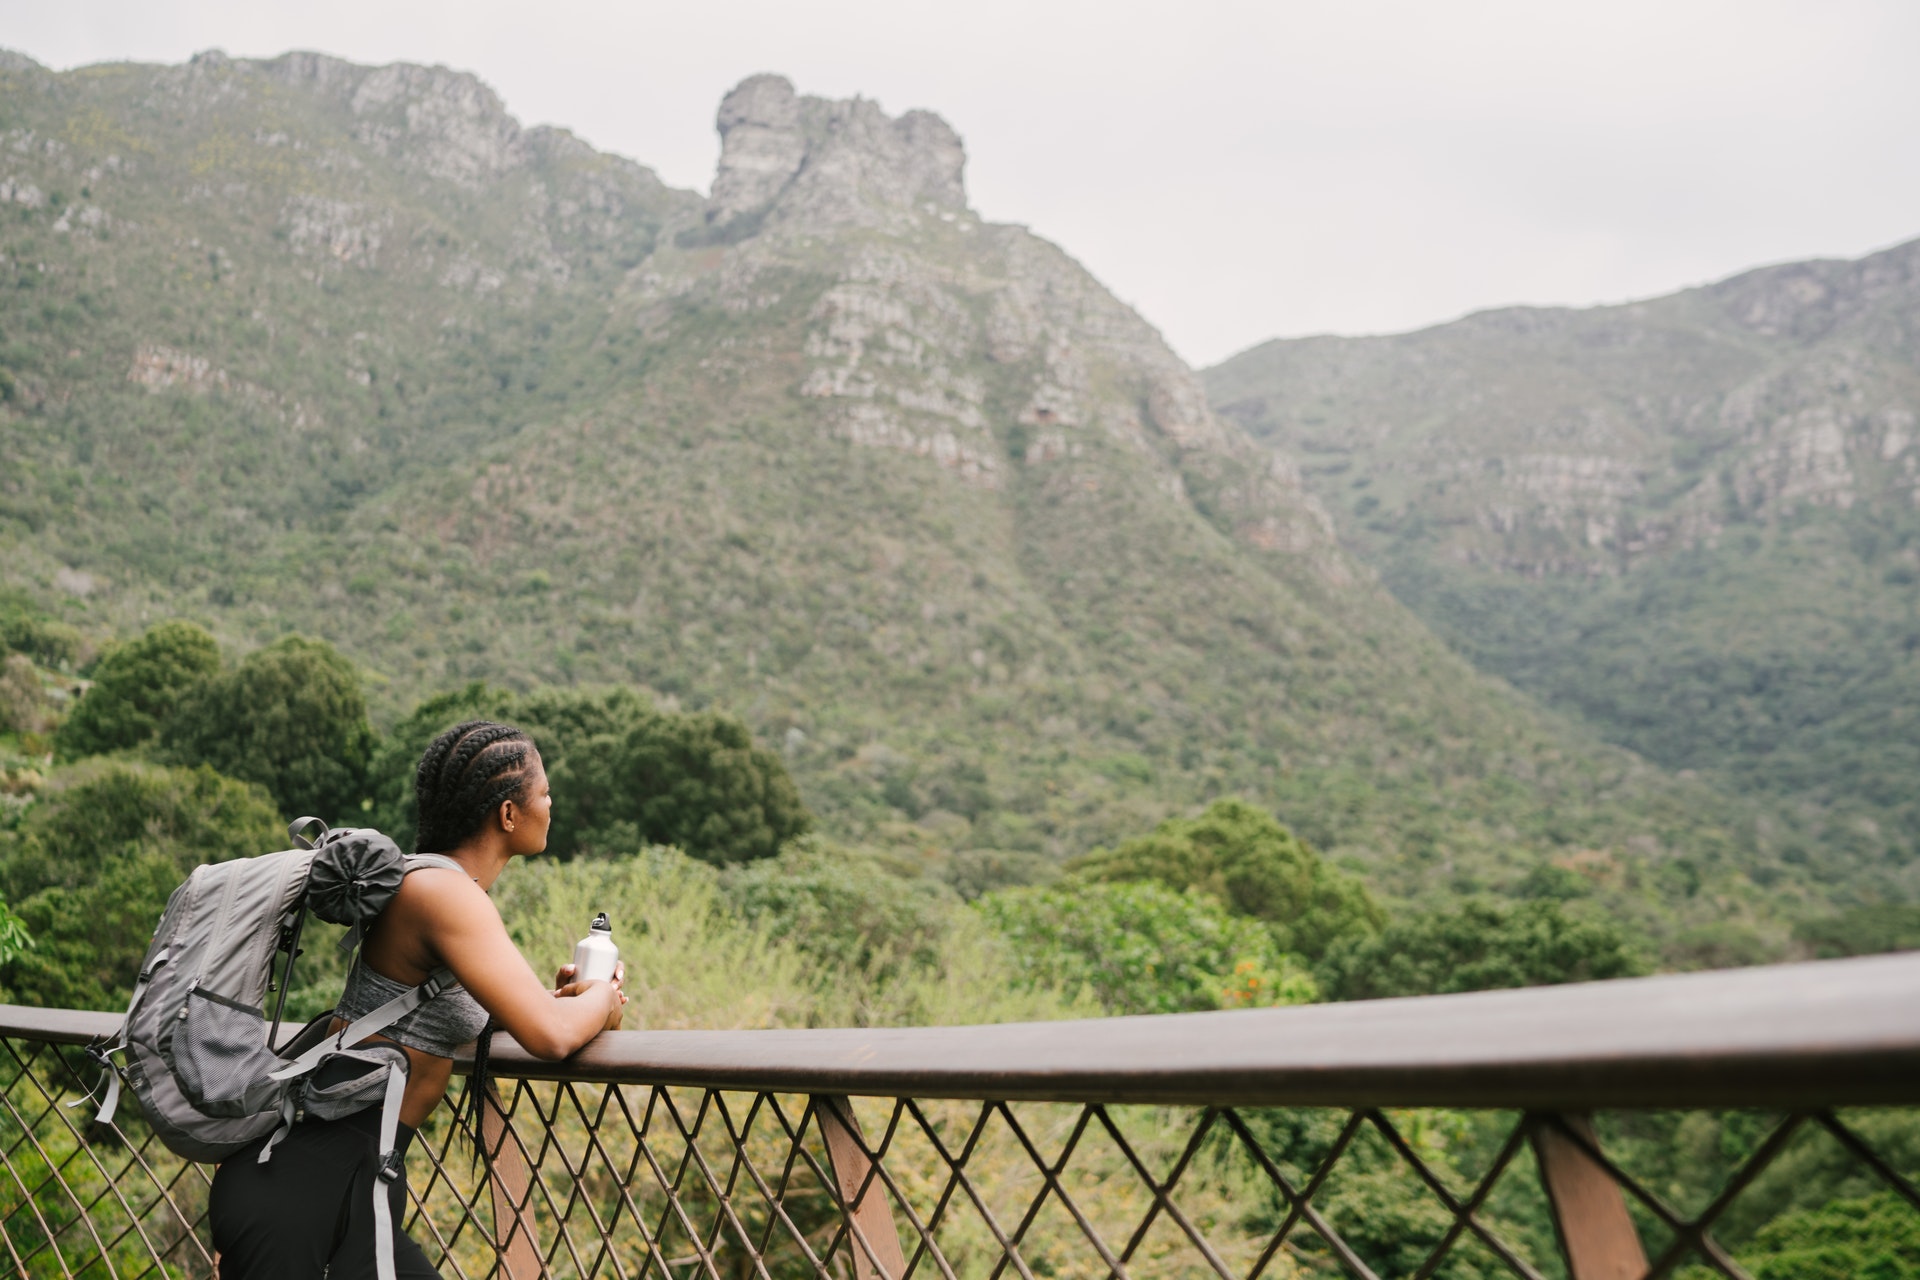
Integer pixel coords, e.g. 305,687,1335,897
517,982,620,1059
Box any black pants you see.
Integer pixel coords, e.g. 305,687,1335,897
209,1104,440,1279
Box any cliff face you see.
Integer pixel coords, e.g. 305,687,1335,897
0,51,1791,915
1203,240,1920,861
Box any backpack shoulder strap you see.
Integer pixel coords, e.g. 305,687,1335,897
268,964,457,1083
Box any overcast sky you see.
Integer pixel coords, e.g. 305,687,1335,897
6,1,1920,366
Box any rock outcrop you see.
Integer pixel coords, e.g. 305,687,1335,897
688,76,1340,570
706,74,966,231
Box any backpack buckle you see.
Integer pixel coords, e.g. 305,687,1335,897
377,1148,404,1183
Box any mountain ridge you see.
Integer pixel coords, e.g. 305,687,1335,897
0,50,1823,955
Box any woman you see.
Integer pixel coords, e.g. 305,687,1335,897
210,720,626,1278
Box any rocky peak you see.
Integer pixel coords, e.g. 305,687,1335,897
707,74,966,231
256,52,527,188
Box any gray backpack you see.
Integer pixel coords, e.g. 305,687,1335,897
89,819,465,1280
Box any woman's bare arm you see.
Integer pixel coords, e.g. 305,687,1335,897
403,870,620,1059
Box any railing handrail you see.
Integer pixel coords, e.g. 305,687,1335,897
6,952,1917,1109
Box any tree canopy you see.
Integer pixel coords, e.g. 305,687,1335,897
1794,903,1920,959
369,683,809,864
1068,798,1382,959
0,761,283,1010
1314,897,1645,1001
54,620,220,760
161,635,375,823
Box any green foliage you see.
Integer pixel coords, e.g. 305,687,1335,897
366,682,520,849
491,846,1086,1029
941,848,1059,901
1207,286,1920,886
602,708,810,865
1234,1107,1557,1277
1734,1191,1920,1280
0,653,50,737
370,683,808,865
0,592,83,670
1316,897,1645,1001
54,620,219,759
1375,528,1920,875
161,635,375,823
0,897,30,967
724,838,959,978
0,760,283,1009
1069,797,1382,959
1796,904,1920,958
975,880,1317,1015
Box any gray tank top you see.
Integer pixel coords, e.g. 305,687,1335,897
337,962,489,1058
333,852,489,1058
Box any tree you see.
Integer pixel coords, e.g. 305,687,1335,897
162,635,375,823
976,880,1317,1015
1069,798,1383,959
54,620,219,759
369,683,808,865
613,710,809,865
0,761,283,1010
366,682,518,849
1315,898,1645,1002
0,591,85,670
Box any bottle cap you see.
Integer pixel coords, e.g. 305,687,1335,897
591,912,611,933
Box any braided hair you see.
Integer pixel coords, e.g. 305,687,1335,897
414,720,538,854
411,719,538,1152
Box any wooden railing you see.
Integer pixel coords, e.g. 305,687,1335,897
1,952,1917,1278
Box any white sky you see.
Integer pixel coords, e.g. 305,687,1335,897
5,0,1920,366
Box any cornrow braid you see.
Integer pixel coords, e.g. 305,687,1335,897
411,718,538,1154
414,719,537,854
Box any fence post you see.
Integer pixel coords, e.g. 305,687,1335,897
815,1094,909,1280
481,1080,544,1280
1531,1113,1648,1280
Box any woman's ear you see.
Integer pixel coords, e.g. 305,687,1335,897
498,798,518,835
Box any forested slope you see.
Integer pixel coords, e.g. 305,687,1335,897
1205,239,1920,907
0,50,1818,944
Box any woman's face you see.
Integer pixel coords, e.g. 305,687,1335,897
504,754,553,857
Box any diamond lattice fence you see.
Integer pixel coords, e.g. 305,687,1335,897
1,1034,1916,1279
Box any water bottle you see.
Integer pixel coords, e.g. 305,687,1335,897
572,913,619,984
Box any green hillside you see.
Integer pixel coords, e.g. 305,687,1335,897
1204,240,1920,901
0,50,1822,949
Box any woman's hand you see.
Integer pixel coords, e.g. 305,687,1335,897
553,961,627,1031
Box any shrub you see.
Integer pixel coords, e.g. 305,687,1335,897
54,620,219,759
162,635,374,823
1739,1191,1920,1280
724,838,959,978
0,653,49,736
976,879,1317,1015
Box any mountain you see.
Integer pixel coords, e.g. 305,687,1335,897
1204,239,1920,900
0,49,1813,949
